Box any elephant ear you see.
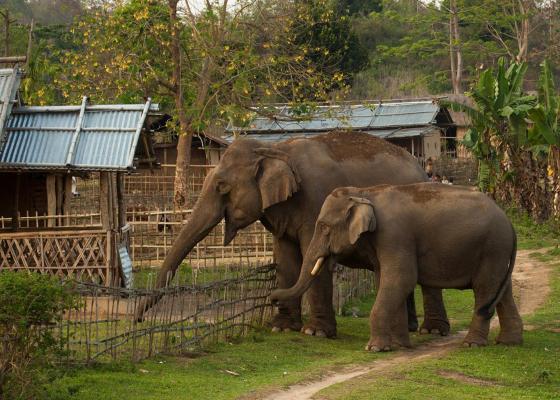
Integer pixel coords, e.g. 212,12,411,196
254,148,301,211
348,196,376,245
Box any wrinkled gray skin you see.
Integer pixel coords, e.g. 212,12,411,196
136,131,450,337
271,184,523,350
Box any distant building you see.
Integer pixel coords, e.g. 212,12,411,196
224,99,458,165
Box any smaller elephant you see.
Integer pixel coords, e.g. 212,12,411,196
271,183,523,351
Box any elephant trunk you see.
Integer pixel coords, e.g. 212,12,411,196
270,241,329,303
135,180,224,321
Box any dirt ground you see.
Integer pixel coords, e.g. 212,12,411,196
260,249,553,400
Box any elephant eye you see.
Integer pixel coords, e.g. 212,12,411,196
216,179,231,195
318,222,330,235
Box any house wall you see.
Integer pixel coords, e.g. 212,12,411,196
149,141,221,169
387,137,422,158
0,173,48,218
423,131,441,160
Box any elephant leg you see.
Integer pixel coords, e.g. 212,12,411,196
495,281,523,345
302,263,337,338
391,300,412,349
464,305,491,347
270,237,303,332
406,291,418,332
367,256,416,352
464,284,495,347
419,287,450,336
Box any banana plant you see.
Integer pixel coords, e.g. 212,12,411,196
528,60,560,217
446,58,536,193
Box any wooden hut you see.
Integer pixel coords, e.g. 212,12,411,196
0,89,158,287
224,99,457,166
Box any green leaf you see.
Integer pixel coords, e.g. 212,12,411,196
500,106,514,117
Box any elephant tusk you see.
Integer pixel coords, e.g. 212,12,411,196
311,257,325,276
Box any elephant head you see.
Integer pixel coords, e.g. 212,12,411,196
137,139,301,318
270,190,376,303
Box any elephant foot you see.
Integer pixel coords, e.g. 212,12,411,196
495,331,523,346
365,337,393,352
301,319,337,338
270,314,302,333
463,334,488,348
271,327,294,333
391,334,412,349
419,318,450,336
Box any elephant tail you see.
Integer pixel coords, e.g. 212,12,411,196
477,224,517,320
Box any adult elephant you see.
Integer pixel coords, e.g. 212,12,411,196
137,131,450,337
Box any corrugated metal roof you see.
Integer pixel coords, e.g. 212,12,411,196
369,102,438,128
227,101,445,136
385,126,435,138
0,68,22,145
223,131,323,143
0,98,159,171
224,126,436,144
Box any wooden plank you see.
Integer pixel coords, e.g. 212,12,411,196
46,175,57,227
11,173,20,231
56,175,64,225
63,175,73,226
99,172,112,230
0,56,26,63
110,172,119,229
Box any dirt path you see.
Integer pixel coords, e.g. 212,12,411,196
259,249,554,400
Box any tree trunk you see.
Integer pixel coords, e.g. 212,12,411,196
515,0,530,62
174,133,193,208
449,0,462,94
168,0,193,210
1,9,11,57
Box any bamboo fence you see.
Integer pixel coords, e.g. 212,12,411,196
52,263,374,363
58,263,277,363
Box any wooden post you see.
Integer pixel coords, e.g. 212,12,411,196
99,172,115,231
110,172,119,230
116,172,128,247
63,175,73,226
11,173,20,231
46,175,56,227
100,172,125,286
106,230,112,287
56,175,64,226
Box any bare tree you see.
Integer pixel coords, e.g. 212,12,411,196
448,0,462,94
0,8,17,57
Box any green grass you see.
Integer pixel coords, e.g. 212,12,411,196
317,329,560,400
506,208,559,250
132,263,246,288
42,287,474,400
41,215,559,399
